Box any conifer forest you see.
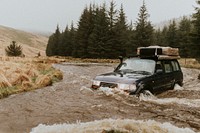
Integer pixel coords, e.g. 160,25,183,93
46,1,200,59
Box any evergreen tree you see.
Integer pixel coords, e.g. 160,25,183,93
59,26,70,56
53,25,61,55
135,1,154,47
106,1,119,58
177,16,192,57
46,35,54,56
126,23,137,56
108,1,117,29
46,25,61,56
166,20,178,47
191,0,200,57
69,22,76,57
5,41,22,56
75,6,94,58
114,4,128,57
161,26,169,46
154,29,163,46
88,4,110,58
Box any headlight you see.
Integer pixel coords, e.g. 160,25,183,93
92,80,101,86
117,83,136,91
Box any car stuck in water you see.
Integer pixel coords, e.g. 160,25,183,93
91,46,183,95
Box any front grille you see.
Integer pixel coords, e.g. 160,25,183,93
100,82,117,88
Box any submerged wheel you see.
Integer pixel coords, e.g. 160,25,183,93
171,81,176,90
142,90,152,96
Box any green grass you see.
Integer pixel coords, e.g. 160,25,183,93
39,67,54,75
0,86,18,98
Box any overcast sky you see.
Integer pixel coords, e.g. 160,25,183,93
0,0,197,33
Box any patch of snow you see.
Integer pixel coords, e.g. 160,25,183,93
30,119,196,133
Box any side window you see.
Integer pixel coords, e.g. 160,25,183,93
155,61,163,72
163,61,172,73
171,61,180,71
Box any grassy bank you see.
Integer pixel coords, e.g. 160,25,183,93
0,56,63,99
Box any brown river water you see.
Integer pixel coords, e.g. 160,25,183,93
0,63,200,133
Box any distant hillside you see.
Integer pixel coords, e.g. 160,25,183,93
0,25,48,57
154,15,192,30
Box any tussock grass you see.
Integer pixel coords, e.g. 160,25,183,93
0,56,63,99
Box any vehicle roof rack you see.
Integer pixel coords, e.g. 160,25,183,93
137,46,180,60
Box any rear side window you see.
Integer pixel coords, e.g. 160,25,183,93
163,61,172,73
171,61,180,71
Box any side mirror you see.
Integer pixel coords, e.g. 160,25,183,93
118,56,123,64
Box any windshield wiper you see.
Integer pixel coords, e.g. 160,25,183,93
118,69,135,73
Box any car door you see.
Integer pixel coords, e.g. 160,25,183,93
171,60,183,87
152,61,167,93
162,60,174,90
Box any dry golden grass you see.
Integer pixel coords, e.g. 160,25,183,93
0,56,63,99
179,58,200,69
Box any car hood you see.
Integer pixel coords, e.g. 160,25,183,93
94,71,150,84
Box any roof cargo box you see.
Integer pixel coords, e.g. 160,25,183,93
137,46,180,59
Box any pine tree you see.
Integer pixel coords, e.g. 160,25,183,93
191,0,200,58
135,1,154,47
54,25,61,55
154,29,162,46
59,26,70,56
161,26,169,46
5,41,22,56
166,20,178,47
108,1,117,30
126,23,137,56
177,16,192,57
69,22,76,57
106,1,119,58
88,4,110,58
46,25,61,56
75,6,95,58
114,4,128,57
46,35,55,56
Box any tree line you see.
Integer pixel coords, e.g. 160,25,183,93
46,1,200,59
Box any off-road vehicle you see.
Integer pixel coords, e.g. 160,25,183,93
91,46,183,95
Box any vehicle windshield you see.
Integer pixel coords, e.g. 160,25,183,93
117,58,156,75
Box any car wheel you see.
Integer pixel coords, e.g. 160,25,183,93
171,82,176,90
141,90,153,97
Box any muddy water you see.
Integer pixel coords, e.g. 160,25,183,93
0,63,200,133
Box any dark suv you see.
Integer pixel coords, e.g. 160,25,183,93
91,48,183,95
